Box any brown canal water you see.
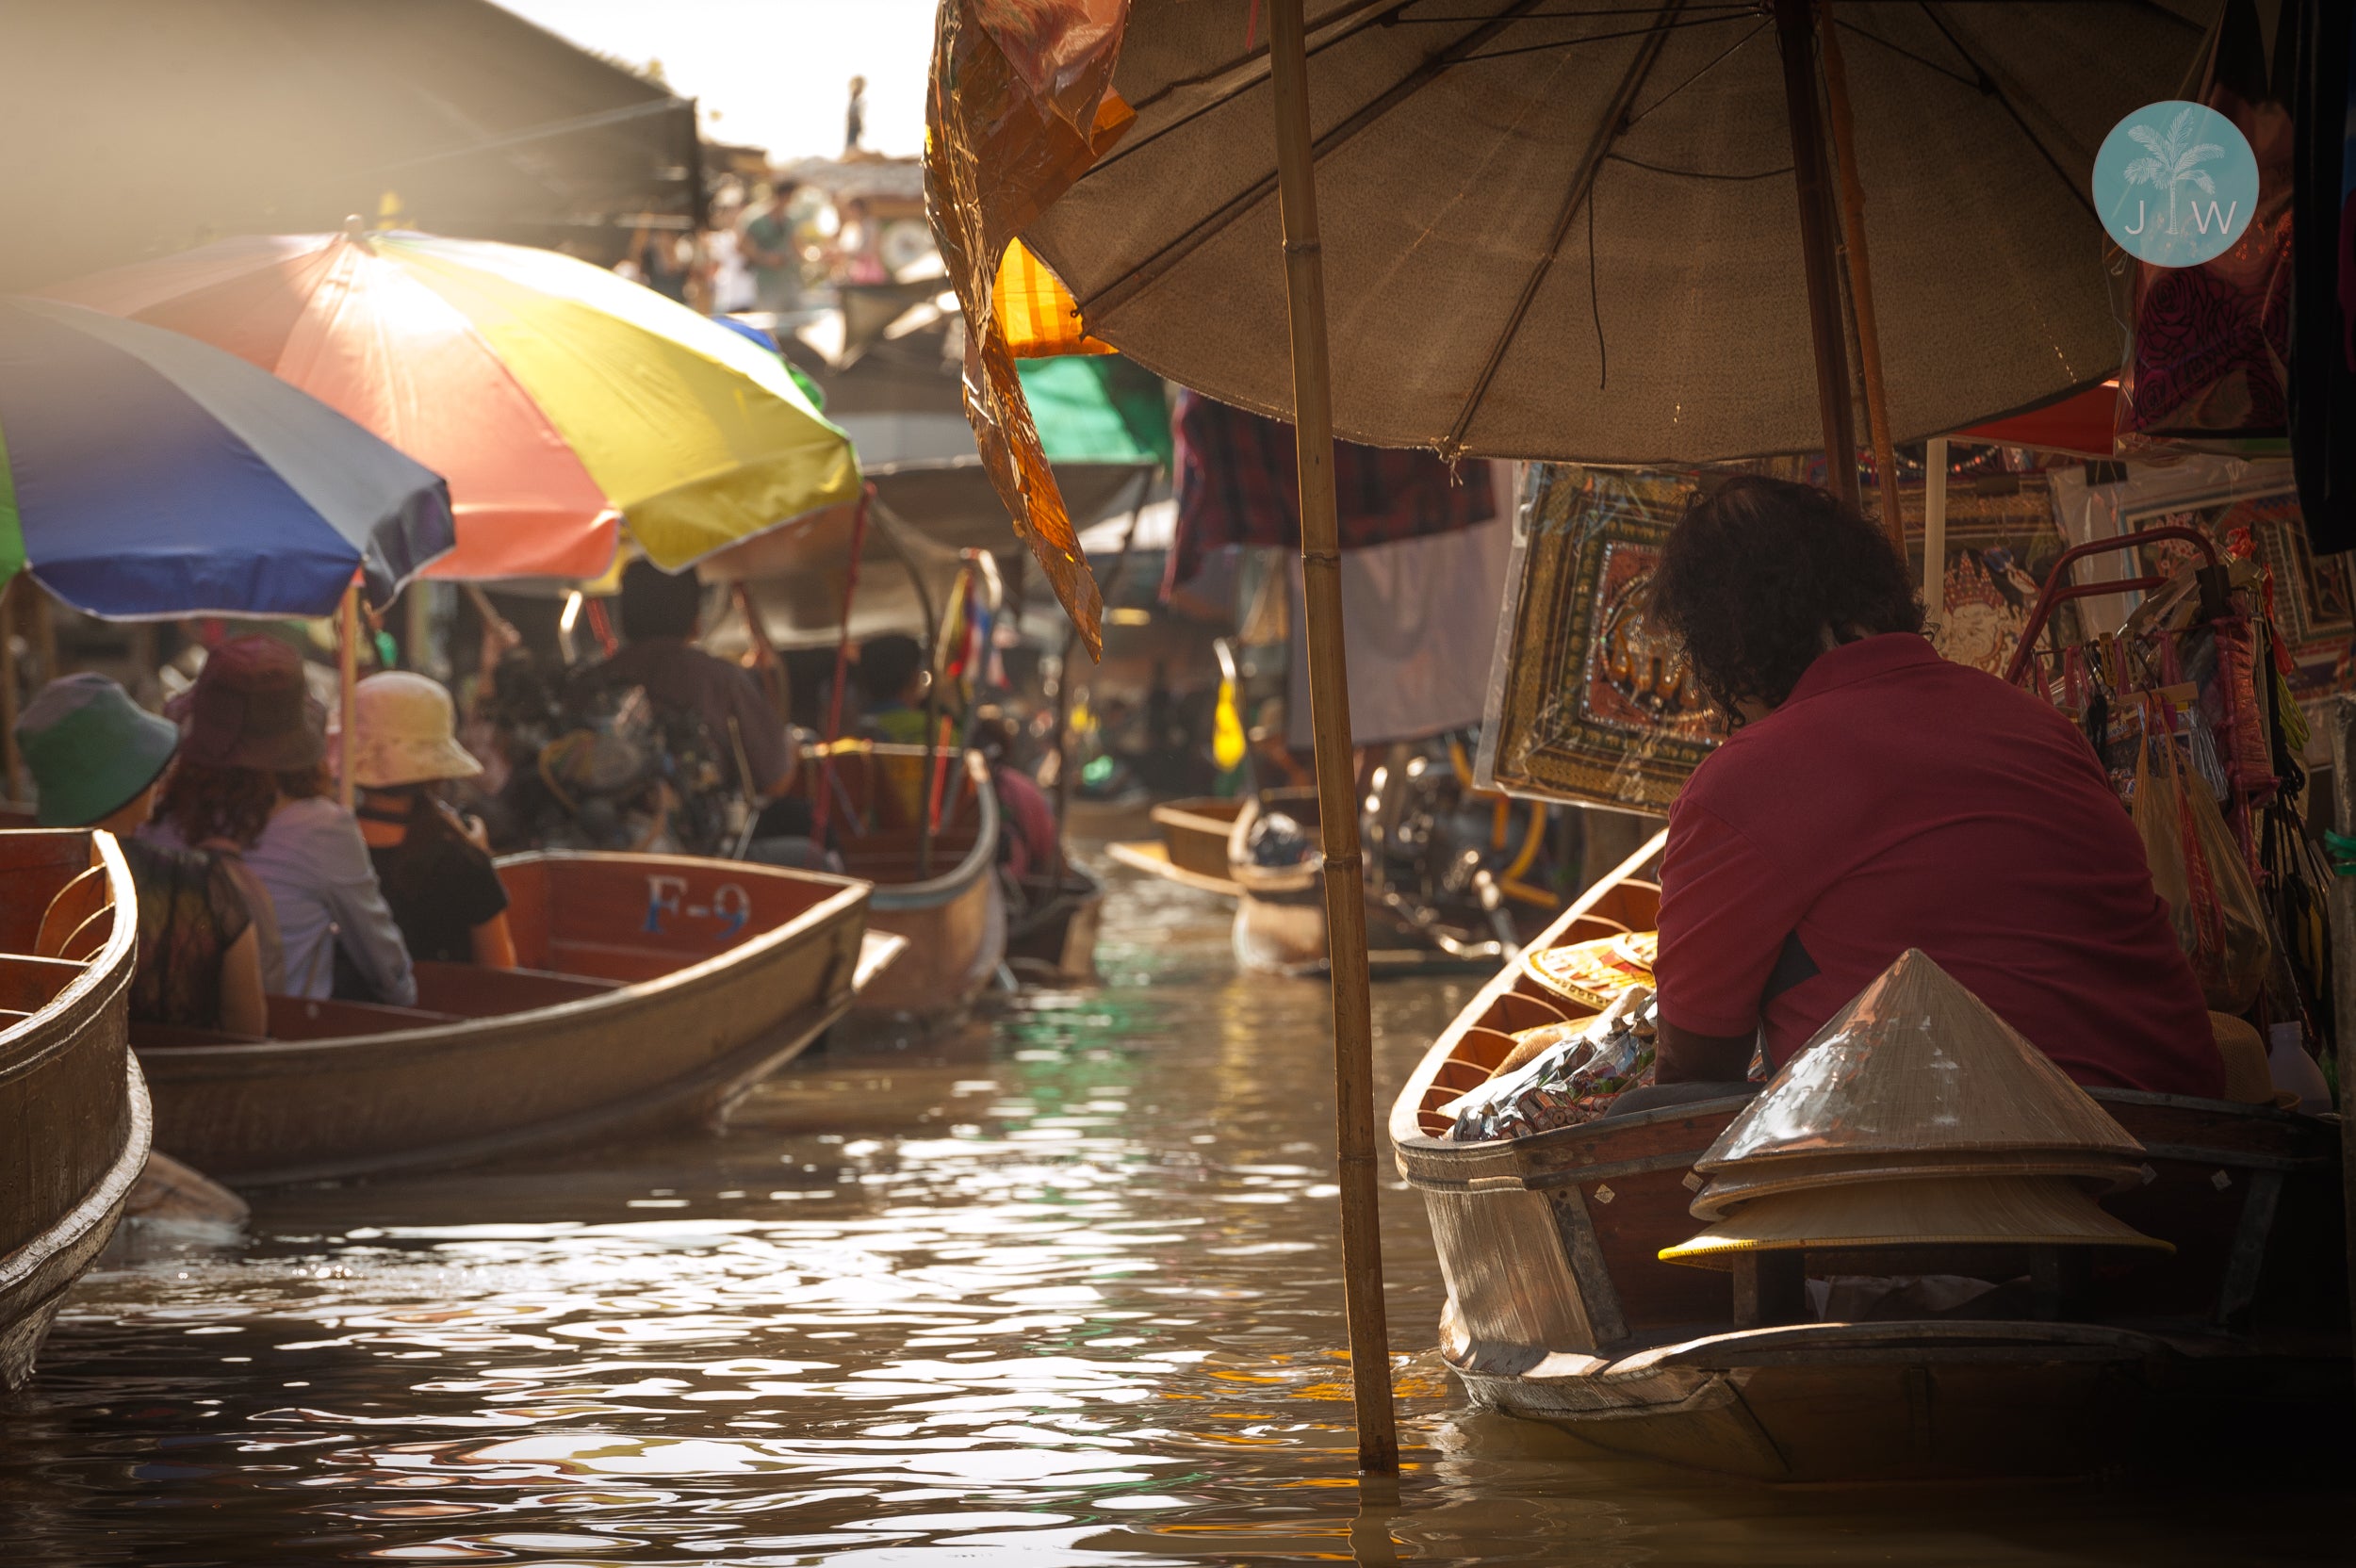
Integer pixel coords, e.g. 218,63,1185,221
7,856,2349,1565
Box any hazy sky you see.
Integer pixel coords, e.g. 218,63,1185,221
495,0,938,161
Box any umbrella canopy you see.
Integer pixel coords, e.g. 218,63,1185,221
1022,1,2215,466
46,231,860,581
0,296,451,618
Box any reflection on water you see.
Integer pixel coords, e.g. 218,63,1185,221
8,857,2348,1564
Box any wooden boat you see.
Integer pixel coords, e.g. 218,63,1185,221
1229,788,1509,977
1006,861,1104,985
1105,796,1246,898
0,829,152,1386
131,851,890,1187
795,742,1006,1024
1391,843,2351,1481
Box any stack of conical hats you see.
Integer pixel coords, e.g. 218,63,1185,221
1661,949,2169,1267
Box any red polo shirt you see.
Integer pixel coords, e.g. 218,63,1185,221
1655,633,2223,1098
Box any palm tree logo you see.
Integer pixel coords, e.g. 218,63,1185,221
2121,106,2226,240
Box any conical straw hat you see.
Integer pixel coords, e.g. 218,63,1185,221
1660,1174,2173,1267
1688,1149,2147,1221
1693,949,2143,1172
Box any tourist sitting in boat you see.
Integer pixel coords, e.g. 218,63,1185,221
856,633,932,747
342,672,517,970
145,635,417,1008
1636,475,2221,1103
563,558,809,861
15,674,268,1037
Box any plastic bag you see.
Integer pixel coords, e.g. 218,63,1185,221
1444,985,1659,1141
2132,712,2272,1012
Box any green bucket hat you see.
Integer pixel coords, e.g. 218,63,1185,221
16,674,180,827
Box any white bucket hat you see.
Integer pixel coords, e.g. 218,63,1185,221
339,672,483,789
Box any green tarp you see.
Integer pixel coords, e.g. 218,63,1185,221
1017,355,1171,468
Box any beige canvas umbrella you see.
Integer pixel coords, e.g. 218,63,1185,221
1024,1,2216,482
926,0,2214,1478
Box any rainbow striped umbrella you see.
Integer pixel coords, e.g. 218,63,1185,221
0,296,451,618
48,231,860,581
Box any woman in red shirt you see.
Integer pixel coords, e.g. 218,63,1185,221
1639,477,2222,1101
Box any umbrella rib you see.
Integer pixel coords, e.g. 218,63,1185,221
1626,17,1769,124
1825,17,1977,90
1440,3,1681,458
1109,0,1398,126
1913,2,2095,220
1073,0,1559,321
1606,151,1790,182
1453,10,1755,64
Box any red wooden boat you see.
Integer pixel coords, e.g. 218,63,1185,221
133,852,890,1186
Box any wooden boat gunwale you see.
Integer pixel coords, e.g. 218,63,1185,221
130,851,872,1070
0,830,140,1084
1104,838,1244,898
1109,795,1248,899
1,829,151,1387
858,747,1001,914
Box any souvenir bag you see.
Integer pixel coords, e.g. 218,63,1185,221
2131,702,2273,1012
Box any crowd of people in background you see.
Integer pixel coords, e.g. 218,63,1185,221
7,564,1071,1042
613,173,902,320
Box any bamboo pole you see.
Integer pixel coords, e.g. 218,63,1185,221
1772,0,1859,511
337,580,361,810
1268,0,1399,1477
1815,1,1902,547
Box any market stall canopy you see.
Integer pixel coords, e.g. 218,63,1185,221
48,232,860,580
0,0,700,293
0,298,451,618
1022,1,2216,467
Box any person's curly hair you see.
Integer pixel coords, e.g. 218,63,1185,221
155,760,331,848
1648,475,1923,729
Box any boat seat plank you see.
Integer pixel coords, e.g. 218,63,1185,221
264,994,464,1041
411,960,620,1019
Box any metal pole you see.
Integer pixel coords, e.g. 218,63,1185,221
812,487,874,849
1922,435,1949,634
337,580,361,810
1816,1,1901,546
1773,0,1859,510
1269,0,1399,1476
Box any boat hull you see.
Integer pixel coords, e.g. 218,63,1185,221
798,745,1007,1026
134,853,873,1186
1390,836,2352,1480
0,830,152,1386
1006,865,1104,984
1229,790,1506,977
